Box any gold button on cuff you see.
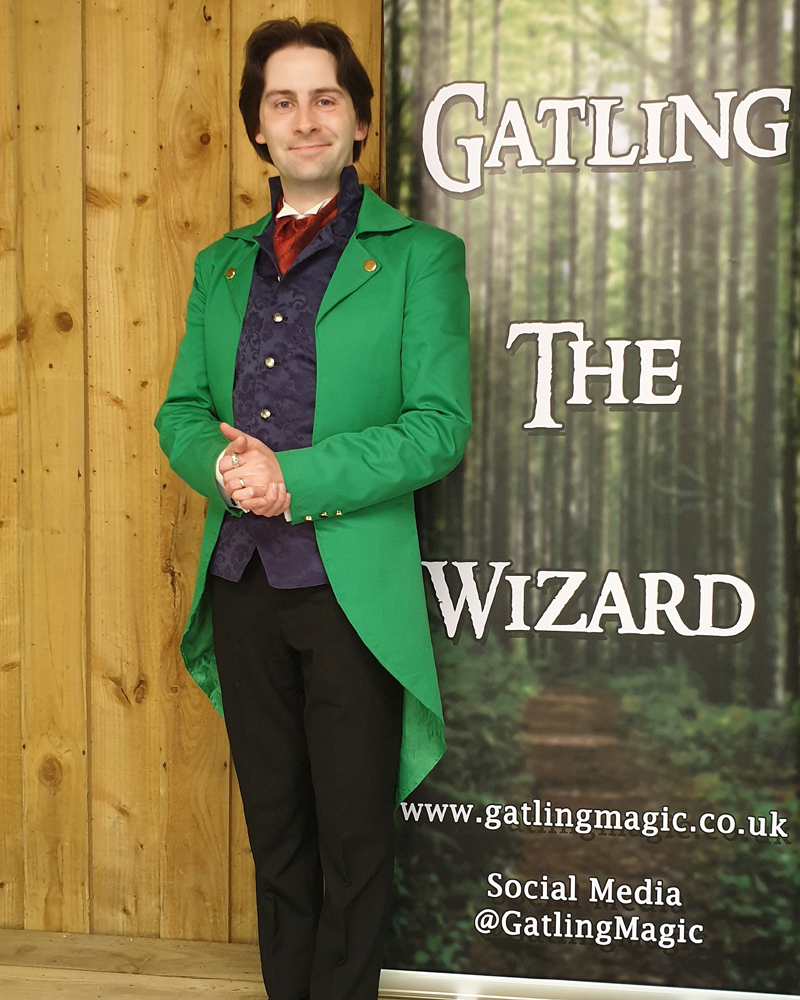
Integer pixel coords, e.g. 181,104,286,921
260,408,271,419
272,312,284,323
364,259,377,272
264,357,275,368
319,511,328,517
304,515,313,521
335,510,343,516
225,267,235,278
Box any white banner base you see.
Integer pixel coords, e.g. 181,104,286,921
379,970,799,1000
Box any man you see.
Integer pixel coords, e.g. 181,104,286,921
155,18,470,1000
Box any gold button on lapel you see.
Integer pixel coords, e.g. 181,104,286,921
335,510,343,516
304,515,313,522
364,259,378,272
225,267,236,279
320,511,328,517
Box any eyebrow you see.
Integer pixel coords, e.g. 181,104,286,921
263,87,345,99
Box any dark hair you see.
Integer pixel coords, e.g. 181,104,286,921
239,18,373,164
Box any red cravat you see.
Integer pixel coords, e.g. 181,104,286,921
273,195,339,275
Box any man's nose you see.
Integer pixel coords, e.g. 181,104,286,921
294,103,319,132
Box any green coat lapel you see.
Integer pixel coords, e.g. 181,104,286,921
221,215,271,324
318,187,412,323
209,215,270,415
223,244,258,324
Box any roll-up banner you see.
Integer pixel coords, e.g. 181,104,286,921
383,1,800,996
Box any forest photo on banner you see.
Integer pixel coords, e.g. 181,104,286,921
383,0,800,993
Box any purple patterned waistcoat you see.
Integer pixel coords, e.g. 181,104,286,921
208,166,363,587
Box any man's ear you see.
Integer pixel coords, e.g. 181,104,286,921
255,131,267,145
355,121,368,142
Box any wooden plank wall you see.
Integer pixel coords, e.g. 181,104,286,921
0,0,383,942
0,0,22,933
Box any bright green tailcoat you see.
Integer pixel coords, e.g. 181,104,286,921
155,186,471,804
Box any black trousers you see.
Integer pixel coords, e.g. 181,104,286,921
209,554,403,1000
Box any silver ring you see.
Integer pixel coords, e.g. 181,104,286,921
231,453,240,468
238,477,245,489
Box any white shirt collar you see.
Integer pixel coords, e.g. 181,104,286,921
275,195,334,219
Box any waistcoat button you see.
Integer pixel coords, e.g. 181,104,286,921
260,408,271,419
272,312,284,323
264,357,275,368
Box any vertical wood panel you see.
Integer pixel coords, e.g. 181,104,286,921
17,0,88,931
156,0,232,942
84,0,164,936
2,0,383,941
0,0,23,930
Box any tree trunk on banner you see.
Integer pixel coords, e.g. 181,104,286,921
748,0,783,707
385,0,403,209
697,0,726,701
785,0,800,699
541,169,560,573
586,169,610,669
674,0,714,694
620,4,648,666
478,0,503,564
462,0,478,558
721,0,749,685
557,22,581,671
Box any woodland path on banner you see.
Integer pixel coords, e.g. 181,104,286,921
469,687,771,987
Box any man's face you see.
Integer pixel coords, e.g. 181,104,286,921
255,45,367,196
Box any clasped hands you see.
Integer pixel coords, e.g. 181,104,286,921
218,422,291,518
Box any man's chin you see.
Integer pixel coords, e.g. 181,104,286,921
285,163,346,186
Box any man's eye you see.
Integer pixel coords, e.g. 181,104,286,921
276,101,291,109
318,98,333,107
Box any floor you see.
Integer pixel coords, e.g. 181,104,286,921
0,928,266,999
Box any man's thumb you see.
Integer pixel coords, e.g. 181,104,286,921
220,422,248,451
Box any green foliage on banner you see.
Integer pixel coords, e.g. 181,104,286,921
613,665,800,992
389,637,537,970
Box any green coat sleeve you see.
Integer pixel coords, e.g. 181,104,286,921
278,233,471,523
154,252,240,517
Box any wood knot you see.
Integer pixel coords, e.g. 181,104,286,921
86,186,115,209
133,678,147,704
135,194,148,206
16,316,31,341
55,312,73,332
238,193,253,205
199,132,211,146
39,754,63,787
